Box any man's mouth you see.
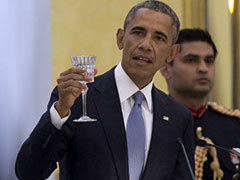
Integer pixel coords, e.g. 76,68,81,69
133,55,152,64
196,77,210,83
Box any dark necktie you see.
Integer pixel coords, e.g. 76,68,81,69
126,91,146,180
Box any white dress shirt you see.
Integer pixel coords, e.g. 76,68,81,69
50,62,153,162
115,62,153,163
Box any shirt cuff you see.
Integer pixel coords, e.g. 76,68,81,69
50,102,71,130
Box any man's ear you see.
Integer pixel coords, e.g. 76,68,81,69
166,43,180,64
160,64,171,80
116,28,124,50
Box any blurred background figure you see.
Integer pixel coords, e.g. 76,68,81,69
160,28,240,180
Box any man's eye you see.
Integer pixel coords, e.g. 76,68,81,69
156,36,164,41
133,31,143,36
185,58,196,63
205,58,215,64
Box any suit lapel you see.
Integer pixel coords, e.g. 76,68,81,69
92,70,173,180
142,87,171,179
93,68,129,180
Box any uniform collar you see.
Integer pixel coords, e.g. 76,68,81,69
187,105,207,119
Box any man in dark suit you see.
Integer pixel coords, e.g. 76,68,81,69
16,1,195,180
160,28,240,180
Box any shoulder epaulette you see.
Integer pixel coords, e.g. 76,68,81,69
207,101,240,119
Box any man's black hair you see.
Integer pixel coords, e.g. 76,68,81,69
176,28,218,58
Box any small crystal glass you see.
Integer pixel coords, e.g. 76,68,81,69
71,55,96,122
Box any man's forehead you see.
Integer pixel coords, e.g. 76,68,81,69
127,8,174,40
130,8,173,26
180,41,214,54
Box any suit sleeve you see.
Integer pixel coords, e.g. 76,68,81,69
15,87,74,180
172,111,195,180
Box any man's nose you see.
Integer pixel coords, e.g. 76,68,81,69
197,60,208,73
139,36,153,52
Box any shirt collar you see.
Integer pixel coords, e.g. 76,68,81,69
114,62,153,111
187,105,207,119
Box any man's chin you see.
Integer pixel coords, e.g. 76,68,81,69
194,88,211,96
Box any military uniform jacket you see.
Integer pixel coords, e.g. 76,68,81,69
194,103,240,180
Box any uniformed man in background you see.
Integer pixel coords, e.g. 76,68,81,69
160,28,240,180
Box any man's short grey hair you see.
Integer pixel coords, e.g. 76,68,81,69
124,0,180,43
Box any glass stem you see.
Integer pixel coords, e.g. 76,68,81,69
82,88,88,117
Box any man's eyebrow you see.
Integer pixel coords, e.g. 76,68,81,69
155,31,168,40
184,54,215,59
131,26,146,31
205,55,215,59
184,54,198,57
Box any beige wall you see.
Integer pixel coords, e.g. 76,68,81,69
182,0,205,29
207,0,233,108
51,0,185,93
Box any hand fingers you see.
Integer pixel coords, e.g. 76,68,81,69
61,67,97,77
60,67,86,76
58,79,87,90
55,66,97,111
57,67,93,84
57,73,92,84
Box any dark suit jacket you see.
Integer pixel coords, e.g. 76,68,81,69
16,67,195,180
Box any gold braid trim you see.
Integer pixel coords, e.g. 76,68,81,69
208,101,240,119
195,145,208,180
195,127,224,180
